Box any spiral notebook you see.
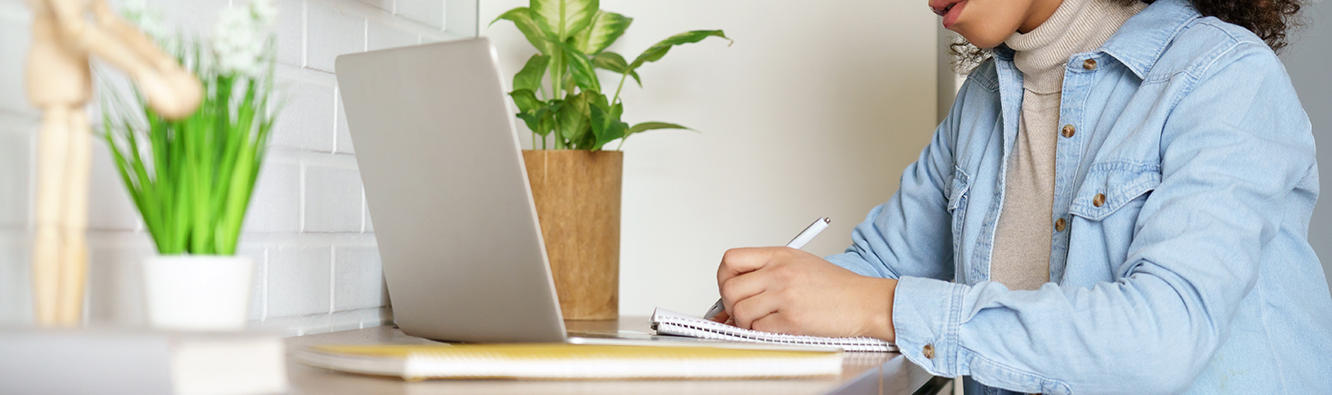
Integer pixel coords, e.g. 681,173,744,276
650,308,898,353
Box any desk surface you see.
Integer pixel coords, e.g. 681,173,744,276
284,317,934,395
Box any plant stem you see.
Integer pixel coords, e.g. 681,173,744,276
611,72,632,151
611,73,629,105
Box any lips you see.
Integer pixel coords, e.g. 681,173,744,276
930,0,968,28
929,0,962,16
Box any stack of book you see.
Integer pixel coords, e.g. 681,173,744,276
0,329,287,395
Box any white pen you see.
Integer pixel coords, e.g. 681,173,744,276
703,217,831,320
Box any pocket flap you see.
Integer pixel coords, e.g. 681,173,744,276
1069,162,1161,221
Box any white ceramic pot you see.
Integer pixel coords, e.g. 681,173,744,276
142,255,254,331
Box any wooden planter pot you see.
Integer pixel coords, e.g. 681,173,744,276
522,150,622,321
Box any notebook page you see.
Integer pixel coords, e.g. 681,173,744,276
650,308,897,353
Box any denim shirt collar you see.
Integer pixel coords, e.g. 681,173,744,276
992,0,1201,79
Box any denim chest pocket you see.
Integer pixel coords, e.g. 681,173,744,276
948,166,971,258
1069,162,1161,221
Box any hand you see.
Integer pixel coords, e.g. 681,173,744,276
712,247,897,341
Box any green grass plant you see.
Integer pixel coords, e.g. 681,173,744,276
101,39,278,256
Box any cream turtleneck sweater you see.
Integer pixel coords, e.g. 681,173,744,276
989,0,1146,290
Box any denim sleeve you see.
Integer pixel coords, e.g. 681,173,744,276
889,45,1316,394
822,76,965,281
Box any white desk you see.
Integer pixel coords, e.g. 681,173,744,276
284,317,936,395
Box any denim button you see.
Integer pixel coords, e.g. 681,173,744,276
1062,124,1075,138
1093,193,1106,207
1055,218,1068,232
923,344,935,359
1083,58,1098,70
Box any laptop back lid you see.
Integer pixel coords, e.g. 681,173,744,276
334,38,566,343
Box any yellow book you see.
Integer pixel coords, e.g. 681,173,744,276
295,343,842,381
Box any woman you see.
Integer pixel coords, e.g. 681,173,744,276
710,0,1332,392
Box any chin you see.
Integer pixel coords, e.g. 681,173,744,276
949,20,1014,50
965,36,1006,49
952,28,1007,49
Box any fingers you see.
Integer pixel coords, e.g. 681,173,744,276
750,313,794,334
709,310,730,323
717,247,788,286
729,290,781,330
719,268,769,314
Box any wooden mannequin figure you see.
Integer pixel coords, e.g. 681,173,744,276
26,0,201,326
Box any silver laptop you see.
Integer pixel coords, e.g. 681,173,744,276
335,38,670,344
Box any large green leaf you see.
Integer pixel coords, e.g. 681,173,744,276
591,51,641,86
516,111,540,132
491,8,553,54
590,89,610,110
614,122,693,150
628,122,693,137
561,44,601,93
549,46,567,96
534,103,560,137
514,54,550,93
533,100,563,137
570,11,632,55
509,89,542,113
590,101,626,150
561,70,575,94
513,91,563,137
557,91,592,143
530,0,599,41
510,89,544,133
629,30,731,70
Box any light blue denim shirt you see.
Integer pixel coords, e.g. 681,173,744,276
825,0,1332,393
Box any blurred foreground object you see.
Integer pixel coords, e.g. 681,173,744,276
99,0,279,331
26,0,202,327
0,329,287,395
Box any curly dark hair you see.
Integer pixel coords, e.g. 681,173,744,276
950,0,1304,73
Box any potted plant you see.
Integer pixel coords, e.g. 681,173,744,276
102,0,279,330
493,0,728,320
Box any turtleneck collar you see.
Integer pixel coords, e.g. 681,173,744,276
1004,0,1146,94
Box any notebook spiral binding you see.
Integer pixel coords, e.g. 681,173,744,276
652,312,897,353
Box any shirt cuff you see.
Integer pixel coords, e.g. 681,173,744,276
892,276,968,377
824,252,895,278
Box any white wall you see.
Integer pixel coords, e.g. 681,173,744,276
1281,0,1332,292
0,0,941,331
480,0,939,316
0,0,473,335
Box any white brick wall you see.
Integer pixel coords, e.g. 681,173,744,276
303,162,363,233
0,0,475,336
